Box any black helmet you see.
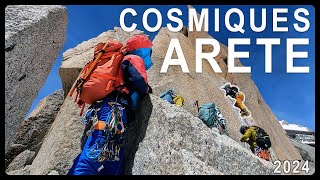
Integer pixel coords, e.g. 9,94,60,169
231,86,239,93
240,126,248,134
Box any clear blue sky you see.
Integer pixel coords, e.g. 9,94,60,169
27,5,315,131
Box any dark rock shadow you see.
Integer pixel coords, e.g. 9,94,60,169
123,94,153,175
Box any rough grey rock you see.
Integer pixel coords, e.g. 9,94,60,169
6,150,35,172
28,91,86,175
5,5,68,152
5,89,64,169
6,165,31,175
290,139,315,162
59,27,145,98
125,95,275,175
30,91,276,175
179,26,188,37
48,170,59,175
290,138,315,175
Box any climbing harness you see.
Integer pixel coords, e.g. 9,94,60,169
84,94,126,162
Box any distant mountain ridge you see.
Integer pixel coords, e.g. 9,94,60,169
279,120,312,132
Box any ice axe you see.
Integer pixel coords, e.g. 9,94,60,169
194,100,199,113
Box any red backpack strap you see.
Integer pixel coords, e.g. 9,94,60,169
77,100,86,116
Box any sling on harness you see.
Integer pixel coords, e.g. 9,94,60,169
83,98,126,163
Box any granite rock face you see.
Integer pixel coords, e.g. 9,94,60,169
5,89,64,171
6,165,31,175
290,139,315,174
5,5,68,152
178,6,302,160
6,150,36,172
125,95,276,175
146,7,302,161
32,27,277,175
28,90,87,175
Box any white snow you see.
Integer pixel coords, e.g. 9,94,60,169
279,120,310,132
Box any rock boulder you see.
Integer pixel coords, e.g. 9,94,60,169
5,89,64,169
125,95,276,175
5,5,68,151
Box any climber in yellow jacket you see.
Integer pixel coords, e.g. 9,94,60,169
222,83,250,117
240,125,271,161
234,91,250,117
240,125,258,151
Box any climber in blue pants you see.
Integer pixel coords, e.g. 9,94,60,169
68,134,126,175
68,95,128,175
68,35,153,175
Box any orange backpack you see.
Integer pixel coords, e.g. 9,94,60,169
69,40,128,115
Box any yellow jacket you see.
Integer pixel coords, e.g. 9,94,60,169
240,126,258,148
236,92,245,102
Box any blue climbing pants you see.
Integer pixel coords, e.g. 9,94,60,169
68,95,128,175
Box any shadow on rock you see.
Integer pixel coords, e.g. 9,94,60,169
124,94,153,175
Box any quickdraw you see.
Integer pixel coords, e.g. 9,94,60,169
85,101,126,162
82,103,101,137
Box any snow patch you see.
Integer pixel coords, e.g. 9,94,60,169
279,120,309,132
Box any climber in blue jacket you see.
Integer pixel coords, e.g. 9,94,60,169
68,35,153,175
